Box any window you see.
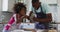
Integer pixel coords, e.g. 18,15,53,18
2,0,8,11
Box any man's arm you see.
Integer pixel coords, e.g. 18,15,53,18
29,11,33,17
33,13,52,23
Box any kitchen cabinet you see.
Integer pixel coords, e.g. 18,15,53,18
57,0,60,23
40,0,57,4
46,0,57,4
57,24,60,32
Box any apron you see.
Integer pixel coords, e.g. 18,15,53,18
33,6,49,29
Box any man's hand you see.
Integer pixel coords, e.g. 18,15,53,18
32,13,52,23
33,17,37,21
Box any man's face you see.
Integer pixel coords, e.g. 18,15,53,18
32,2,40,9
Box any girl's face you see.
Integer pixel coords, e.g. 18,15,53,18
19,7,26,16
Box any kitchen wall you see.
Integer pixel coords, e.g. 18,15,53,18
0,0,2,11
0,0,3,23
0,0,15,23
8,0,15,12
57,0,60,23
57,0,60,31
0,0,2,16
2,11,13,22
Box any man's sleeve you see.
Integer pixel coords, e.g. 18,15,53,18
42,3,51,14
29,3,33,11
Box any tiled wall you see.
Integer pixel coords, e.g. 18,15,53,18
0,11,13,23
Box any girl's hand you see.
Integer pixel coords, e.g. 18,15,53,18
21,15,29,19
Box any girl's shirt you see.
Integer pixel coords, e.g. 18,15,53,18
3,14,22,31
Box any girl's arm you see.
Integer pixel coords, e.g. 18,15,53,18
3,16,15,32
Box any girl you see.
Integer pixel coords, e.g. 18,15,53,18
3,3,28,32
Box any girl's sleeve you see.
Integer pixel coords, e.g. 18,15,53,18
3,16,15,32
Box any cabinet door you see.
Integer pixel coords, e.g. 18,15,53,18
57,0,60,23
46,0,57,4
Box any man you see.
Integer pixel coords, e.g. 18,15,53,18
29,0,52,29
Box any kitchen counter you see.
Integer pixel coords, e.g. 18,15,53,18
11,29,57,32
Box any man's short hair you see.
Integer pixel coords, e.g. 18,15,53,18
32,0,39,3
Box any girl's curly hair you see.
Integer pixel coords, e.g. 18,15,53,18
13,2,26,14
